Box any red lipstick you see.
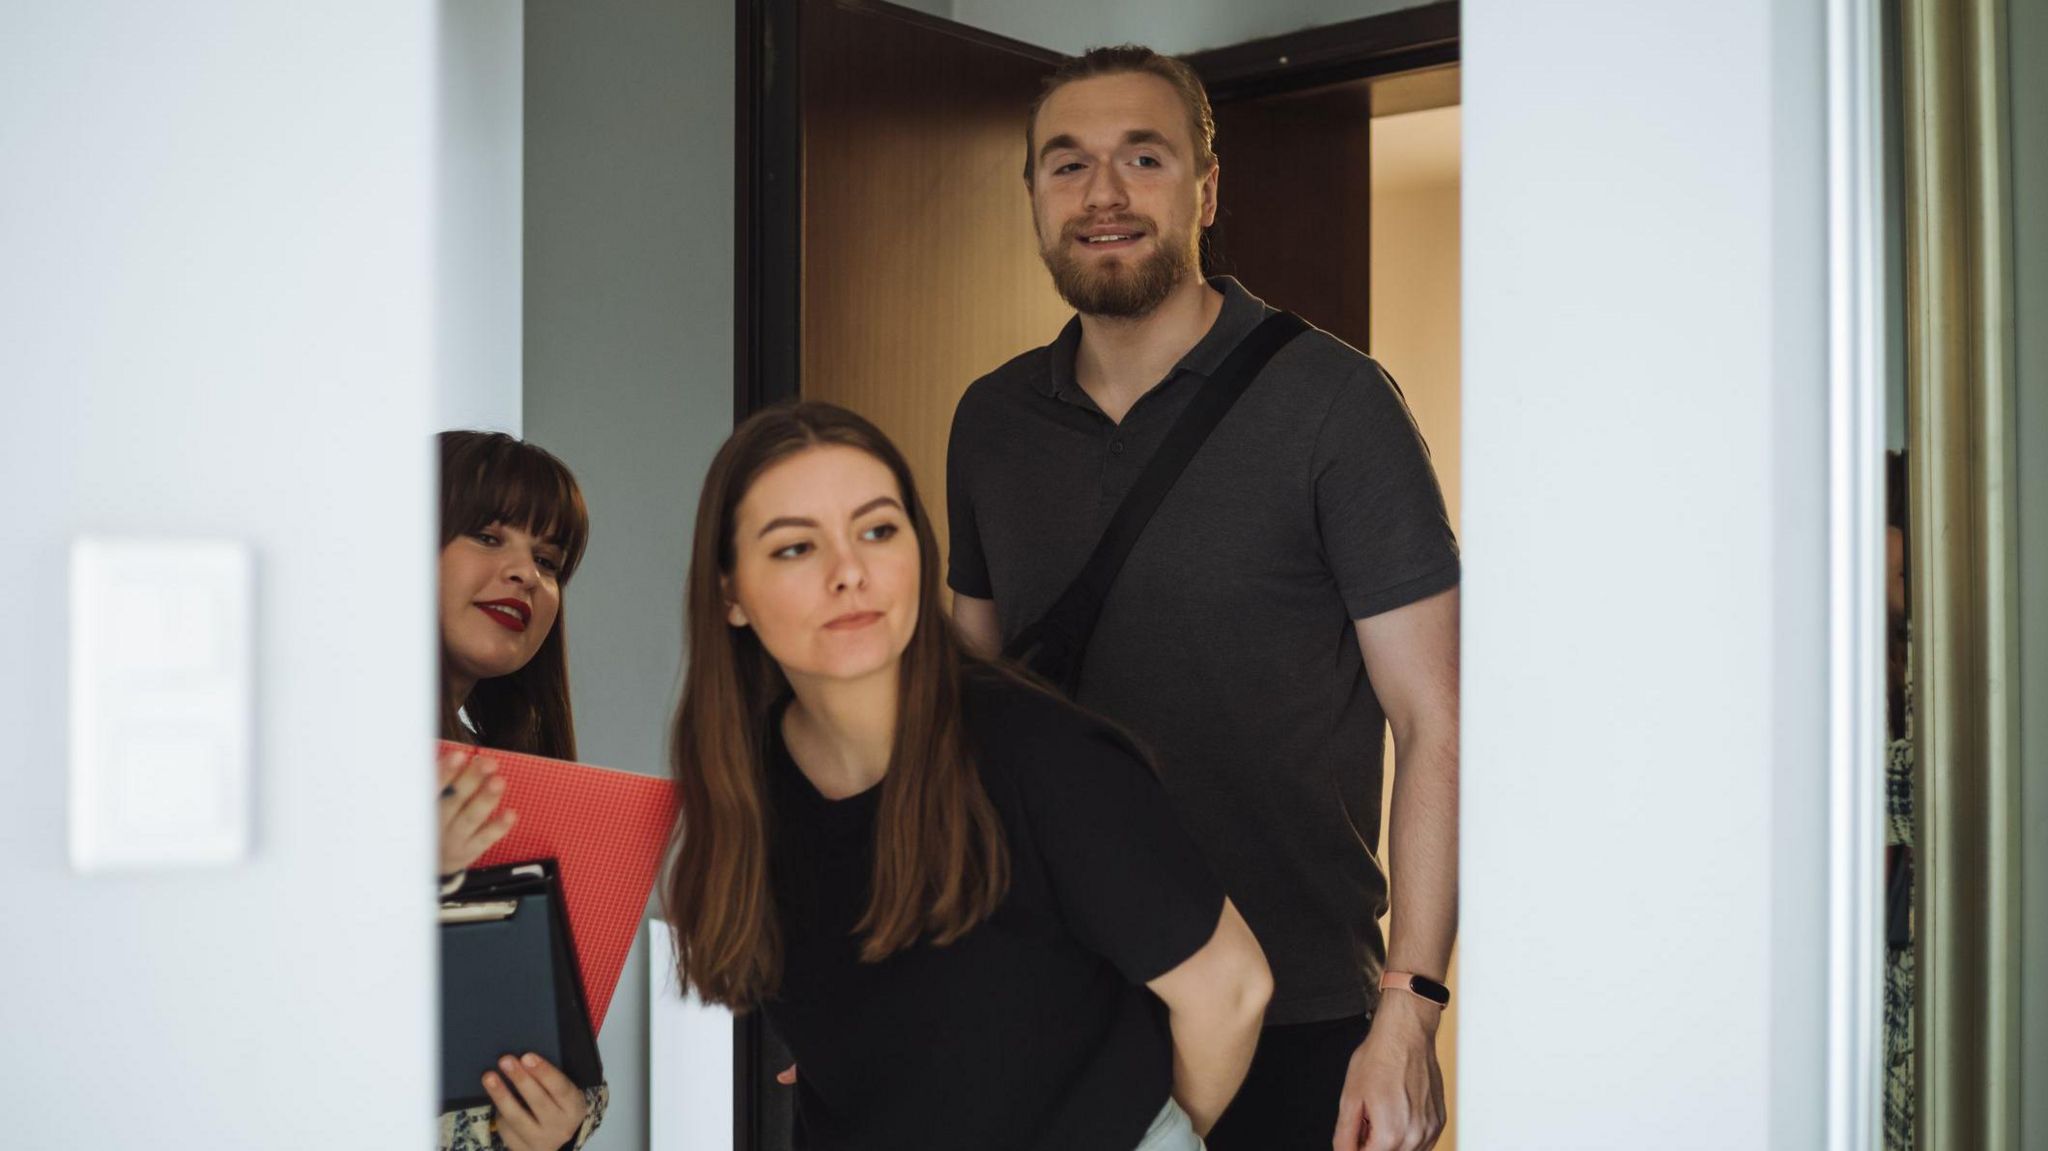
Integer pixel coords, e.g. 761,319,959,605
477,598,531,633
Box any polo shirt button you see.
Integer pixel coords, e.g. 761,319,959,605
1110,439,1125,455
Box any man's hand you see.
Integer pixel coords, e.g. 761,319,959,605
1331,994,1445,1151
483,1052,589,1151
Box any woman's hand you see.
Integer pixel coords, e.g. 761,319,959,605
438,748,515,877
483,1053,589,1151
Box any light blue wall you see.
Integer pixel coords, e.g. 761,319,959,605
524,0,737,1146
439,0,526,436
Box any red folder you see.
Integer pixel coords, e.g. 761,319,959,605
442,741,678,1031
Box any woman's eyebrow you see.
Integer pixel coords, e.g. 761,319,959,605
756,497,902,539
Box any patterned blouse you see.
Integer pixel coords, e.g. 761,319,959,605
440,1085,609,1151
1883,666,1914,1151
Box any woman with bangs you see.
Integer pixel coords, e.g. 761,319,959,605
664,403,1273,1151
433,430,608,1151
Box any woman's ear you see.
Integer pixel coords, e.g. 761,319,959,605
720,576,749,628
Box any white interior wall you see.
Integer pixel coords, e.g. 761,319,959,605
439,0,526,434
0,3,440,1146
1459,1,1831,1147
524,0,738,1147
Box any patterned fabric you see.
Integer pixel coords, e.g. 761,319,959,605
440,1084,608,1151
1882,667,1914,1151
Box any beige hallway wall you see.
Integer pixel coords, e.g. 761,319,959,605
1370,101,1462,1151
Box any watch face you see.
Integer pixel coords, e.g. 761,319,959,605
1409,975,1451,1006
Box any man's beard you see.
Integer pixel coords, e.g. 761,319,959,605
1039,214,1199,319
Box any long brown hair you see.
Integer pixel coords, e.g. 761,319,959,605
664,402,1009,1010
438,430,591,760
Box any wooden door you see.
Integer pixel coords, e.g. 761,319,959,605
1205,81,1376,351
798,0,1070,579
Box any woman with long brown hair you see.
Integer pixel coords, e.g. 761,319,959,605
664,402,1272,1150
433,430,607,1151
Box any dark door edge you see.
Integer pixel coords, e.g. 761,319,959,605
1185,1,1459,104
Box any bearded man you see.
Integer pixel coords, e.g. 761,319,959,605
944,45,1462,1151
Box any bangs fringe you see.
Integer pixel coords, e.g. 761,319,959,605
440,432,592,582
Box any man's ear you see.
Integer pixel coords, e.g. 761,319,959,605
1199,163,1220,229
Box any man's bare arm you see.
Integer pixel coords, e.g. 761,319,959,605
1336,584,1459,1151
1359,584,1459,1003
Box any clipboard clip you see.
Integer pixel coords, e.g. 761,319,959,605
437,864,547,924
439,899,520,925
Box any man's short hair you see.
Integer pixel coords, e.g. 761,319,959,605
1024,45,1218,185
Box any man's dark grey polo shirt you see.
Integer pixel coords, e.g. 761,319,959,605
946,278,1459,1025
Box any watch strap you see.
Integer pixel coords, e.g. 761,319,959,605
1380,969,1451,1007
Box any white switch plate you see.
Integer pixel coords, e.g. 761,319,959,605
70,538,253,872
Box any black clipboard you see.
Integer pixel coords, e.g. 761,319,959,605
439,859,604,1112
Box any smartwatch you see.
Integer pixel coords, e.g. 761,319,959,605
1380,970,1451,1008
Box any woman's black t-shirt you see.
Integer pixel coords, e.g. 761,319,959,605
761,669,1226,1151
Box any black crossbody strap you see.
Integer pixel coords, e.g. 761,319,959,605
1003,310,1310,694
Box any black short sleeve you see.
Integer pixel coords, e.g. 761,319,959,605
764,676,1203,1148
1007,712,1225,985
946,391,994,600
1312,361,1461,620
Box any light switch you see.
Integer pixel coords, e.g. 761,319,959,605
70,538,253,872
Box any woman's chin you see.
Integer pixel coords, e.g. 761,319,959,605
788,646,902,686
448,645,534,686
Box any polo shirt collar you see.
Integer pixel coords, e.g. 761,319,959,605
1041,276,1270,401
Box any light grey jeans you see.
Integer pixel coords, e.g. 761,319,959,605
1131,1098,1205,1151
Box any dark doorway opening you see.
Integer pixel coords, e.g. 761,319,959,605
730,5,1458,1147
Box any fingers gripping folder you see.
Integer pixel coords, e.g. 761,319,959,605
437,743,679,1110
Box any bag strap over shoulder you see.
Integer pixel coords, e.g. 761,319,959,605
1003,310,1311,694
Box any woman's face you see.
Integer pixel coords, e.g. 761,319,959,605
725,445,921,688
439,520,565,693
